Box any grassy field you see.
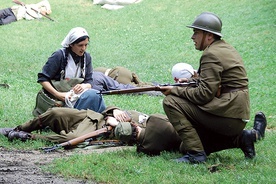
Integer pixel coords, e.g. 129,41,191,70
0,0,275,183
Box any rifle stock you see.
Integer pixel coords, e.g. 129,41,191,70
99,82,197,95
41,126,112,152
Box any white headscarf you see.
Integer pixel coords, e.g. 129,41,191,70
61,27,89,48
171,63,195,79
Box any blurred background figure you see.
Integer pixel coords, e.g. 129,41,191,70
92,0,143,10
0,0,52,25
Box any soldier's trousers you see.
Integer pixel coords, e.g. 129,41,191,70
18,108,98,143
163,95,246,153
0,8,17,25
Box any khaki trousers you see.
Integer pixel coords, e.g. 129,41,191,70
163,95,246,153
19,108,103,143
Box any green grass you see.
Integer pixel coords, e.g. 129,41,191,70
0,0,275,183
48,133,276,184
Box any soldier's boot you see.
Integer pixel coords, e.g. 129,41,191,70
198,129,255,159
174,151,207,164
0,128,14,137
173,122,207,164
239,130,256,159
8,130,32,142
253,112,267,141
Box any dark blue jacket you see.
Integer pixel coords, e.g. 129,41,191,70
38,48,93,86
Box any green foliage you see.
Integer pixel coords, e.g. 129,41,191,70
0,0,275,183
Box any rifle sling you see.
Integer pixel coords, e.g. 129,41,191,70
25,7,39,20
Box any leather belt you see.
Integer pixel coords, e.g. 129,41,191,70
221,86,248,94
104,68,111,76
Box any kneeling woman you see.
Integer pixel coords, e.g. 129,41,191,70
37,27,106,113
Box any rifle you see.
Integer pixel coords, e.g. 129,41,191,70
12,0,54,21
41,126,113,153
88,140,124,147
98,82,197,95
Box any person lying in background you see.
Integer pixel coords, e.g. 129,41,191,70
0,0,51,25
92,0,143,10
92,66,163,96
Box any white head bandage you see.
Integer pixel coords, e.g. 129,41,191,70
61,27,89,48
172,63,195,80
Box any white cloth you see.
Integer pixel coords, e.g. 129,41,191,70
65,89,87,108
93,0,142,5
171,63,195,80
93,0,143,10
61,27,89,48
65,55,82,78
101,4,125,10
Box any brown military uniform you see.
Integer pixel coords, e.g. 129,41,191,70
136,114,184,155
94,66,152,87
18,106,147,143
163,40,250,153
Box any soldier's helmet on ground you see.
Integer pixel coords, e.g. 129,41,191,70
114,122,133,142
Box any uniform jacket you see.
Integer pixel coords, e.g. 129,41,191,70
21,106,147,143
136,114,182,155
171,40,250,120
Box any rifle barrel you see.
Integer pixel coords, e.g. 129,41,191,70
100,86,161,95
159,82,196,86
30,7,54,21
99,82,196,95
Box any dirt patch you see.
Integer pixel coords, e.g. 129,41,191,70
0,146,129,184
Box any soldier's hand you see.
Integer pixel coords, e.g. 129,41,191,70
113,109,131,122
161,86,173,96
178,78,189,83
106,117,119,127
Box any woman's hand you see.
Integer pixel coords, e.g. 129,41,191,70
55,92,67,101
72,84,85,94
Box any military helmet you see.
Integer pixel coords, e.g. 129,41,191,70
187,12,223,37
114,122,133,142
